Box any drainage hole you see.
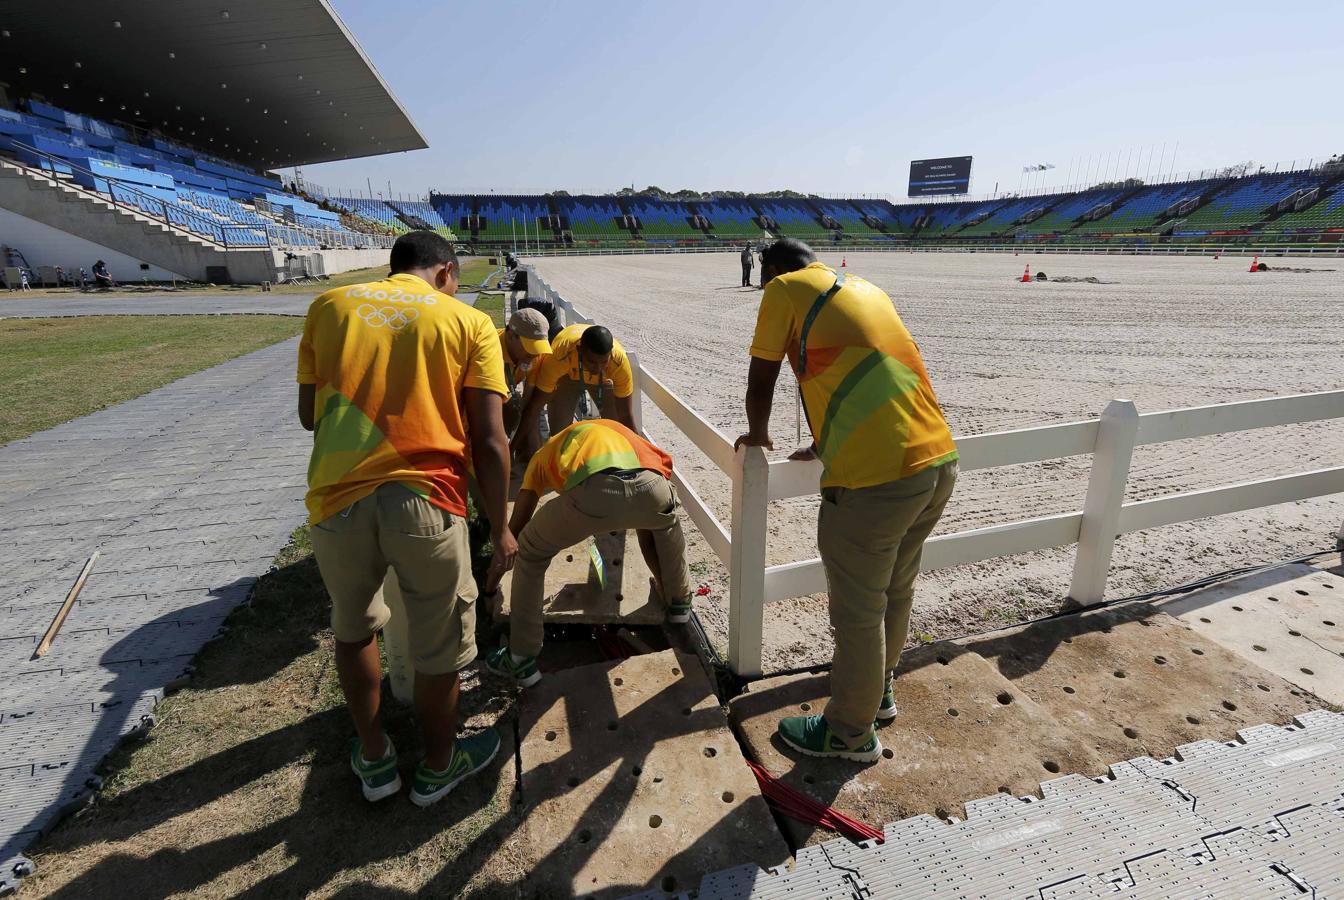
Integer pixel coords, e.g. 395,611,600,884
702,747,716,758
565,554,573,562
648,815,662,828
613,677,624,686
1288,630,1301,637
1154,656,1167,665
721,791,735,803
1186,715,1201,725
799,702,811,712
1231,605,1244,611
998,785,1012,794
1325,621,1336,627
1222,700,1238,711
1123,727,1139,739
1252,645,1267,652
653,775,664,783
1062,686,1076,694
544,730,557,742
1301,667,1315,676
1191,648,1205,655
1043,760,1060,773
996,692,1013,705
1113,670,1127,679
1268,596,1280,602
671,667,680,676
1257,684,1271,692
1199,617,1212,623
882,748,894,760
947,708,960,717
1295,589,1309,596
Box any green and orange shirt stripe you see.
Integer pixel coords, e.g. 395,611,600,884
522,419,673,495
750,262,957,490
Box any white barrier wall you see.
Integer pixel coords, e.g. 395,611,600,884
520,266,1344,678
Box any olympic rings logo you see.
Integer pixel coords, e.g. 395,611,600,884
356,303,420,332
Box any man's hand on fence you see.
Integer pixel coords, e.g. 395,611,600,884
735,432,773,451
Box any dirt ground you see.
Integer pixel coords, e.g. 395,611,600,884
528,251,1344,673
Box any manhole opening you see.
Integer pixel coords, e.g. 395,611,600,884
1043,760,1060,773
648,815,662,828
947,708,960,717
996,692,1013,705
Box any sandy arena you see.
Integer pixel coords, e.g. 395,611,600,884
526,251,1344,673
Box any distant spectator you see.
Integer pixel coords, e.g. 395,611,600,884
92,260,114,290
741,244,754,287
19,269,31,291
54,266,65,287
78,267,89,289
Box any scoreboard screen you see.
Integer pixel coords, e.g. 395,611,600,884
908,157,973,197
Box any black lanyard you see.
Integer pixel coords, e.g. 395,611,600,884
797,272,845,377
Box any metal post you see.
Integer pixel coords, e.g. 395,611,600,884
1067,399,1139,605
728,445,769,677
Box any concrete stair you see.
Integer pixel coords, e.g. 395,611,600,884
0,159,276,282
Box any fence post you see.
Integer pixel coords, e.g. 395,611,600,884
729,445,769,678
1068,399,1139,606
626,351,645,433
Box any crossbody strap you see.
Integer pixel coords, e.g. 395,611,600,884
797,272,845,377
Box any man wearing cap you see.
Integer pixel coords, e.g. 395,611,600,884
484,418,693,686
498,308,552,438
510,323,638,462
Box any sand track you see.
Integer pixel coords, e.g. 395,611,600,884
529,251,1344,672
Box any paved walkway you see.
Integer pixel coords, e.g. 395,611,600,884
0,339,310,890
0,290,483,318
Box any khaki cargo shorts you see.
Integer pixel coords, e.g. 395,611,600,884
310,482,478,675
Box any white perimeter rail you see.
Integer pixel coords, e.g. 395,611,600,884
518,266,1344,678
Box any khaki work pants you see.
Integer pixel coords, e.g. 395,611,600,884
820,462,958,745
310,482,478,675
547,375,617,434
509,471,691,657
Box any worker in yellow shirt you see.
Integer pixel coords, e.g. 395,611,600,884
485,419,692,686
497,308,552,436
509,323,637,461
298,231,515,806
736,238,958,764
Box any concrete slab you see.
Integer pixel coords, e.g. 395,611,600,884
1154,565,1344,704
958,603,1329,764
513,648,789,898
492,493,666,627
728,643,1106,847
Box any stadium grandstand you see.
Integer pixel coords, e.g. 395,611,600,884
423,155,1344,252
0,0,427,284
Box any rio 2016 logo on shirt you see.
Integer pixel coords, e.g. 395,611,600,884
356,303,420,332
346,286,439,305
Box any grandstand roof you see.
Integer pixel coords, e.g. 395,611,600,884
0,0,427,170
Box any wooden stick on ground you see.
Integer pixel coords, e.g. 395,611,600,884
33,551,99,659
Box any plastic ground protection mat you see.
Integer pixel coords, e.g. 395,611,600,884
0,340,311,893
647,710,1344,899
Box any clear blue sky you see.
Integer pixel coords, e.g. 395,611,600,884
306,1,1344,200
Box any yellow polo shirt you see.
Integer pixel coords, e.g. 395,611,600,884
531,323,634,398
750,262,957,489
298,273,507,522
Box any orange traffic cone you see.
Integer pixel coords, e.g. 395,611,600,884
1020,264,1031,283
1248,256,1259,273
841,256,847,268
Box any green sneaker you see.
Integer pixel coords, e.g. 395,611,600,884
349,736,401,802
778,714,883,763
875,681,898,723
667,596,692,625
484,645,541,687
411,728,501,807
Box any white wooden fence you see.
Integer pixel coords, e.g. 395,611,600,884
518,266,1344,678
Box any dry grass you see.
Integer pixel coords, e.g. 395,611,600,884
0,316,303,446
23,528,532,898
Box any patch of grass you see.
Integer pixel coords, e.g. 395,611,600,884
0,316,303,446
24,525,524,897
474,292,505,328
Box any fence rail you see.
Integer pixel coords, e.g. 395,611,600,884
519,265,1344,678
517,243,1344,258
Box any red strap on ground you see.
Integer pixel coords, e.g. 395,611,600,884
746,760,884,844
